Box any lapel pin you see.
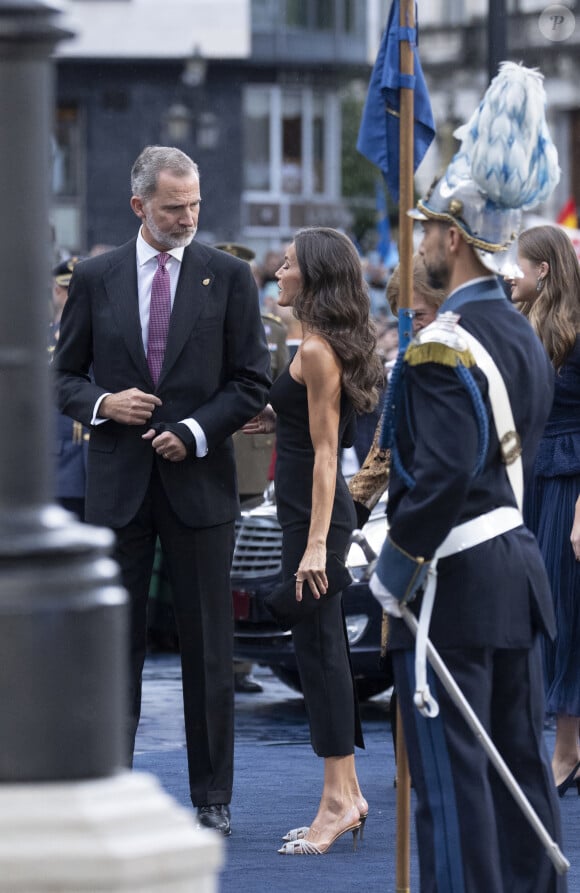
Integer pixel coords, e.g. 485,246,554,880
202,278,210,286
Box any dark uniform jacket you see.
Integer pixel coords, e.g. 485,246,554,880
381,277,556,651
49,323,89,501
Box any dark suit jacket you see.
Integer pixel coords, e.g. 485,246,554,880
384,280,556,651
54,238,272,529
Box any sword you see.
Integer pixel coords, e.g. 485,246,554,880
400,604,570,876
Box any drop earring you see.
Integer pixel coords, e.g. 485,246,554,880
536,276,545,293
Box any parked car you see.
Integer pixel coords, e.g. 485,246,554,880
231,486,392,700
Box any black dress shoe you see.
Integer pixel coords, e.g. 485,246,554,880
197,804,231,836
234,673,263,694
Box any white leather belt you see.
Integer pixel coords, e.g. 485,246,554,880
436,506,524,559
414,506,524,717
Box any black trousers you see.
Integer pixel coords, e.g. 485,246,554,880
393,638,565,893
114,467,235,807
282,524,363,756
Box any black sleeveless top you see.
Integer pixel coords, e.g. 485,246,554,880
270,365,356,533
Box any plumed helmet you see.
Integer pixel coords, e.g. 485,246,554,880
410,62,561,274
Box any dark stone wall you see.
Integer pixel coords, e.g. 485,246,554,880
56,61,244,251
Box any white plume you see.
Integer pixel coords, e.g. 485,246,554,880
444,62,560,210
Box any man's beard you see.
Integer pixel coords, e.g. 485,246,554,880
424,255,448,292
144,212,196,249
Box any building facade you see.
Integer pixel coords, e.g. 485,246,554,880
53,0,579,256
53,0,369,256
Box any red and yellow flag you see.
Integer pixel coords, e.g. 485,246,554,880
556,197,578,229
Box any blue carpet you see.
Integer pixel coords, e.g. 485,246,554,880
134,658,579,892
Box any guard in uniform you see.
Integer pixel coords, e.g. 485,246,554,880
49,257,89,520
370,64,566,891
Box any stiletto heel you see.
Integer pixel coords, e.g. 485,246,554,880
556,760,580,797
278,821,362,855
358,812,368,842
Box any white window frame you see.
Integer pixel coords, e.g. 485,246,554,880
242,83,341,237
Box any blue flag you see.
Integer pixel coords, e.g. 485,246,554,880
375,180,390,262
357,0,435,202
375,180,399,267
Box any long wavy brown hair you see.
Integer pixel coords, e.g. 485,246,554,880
517,225,580,370
292,227,383,413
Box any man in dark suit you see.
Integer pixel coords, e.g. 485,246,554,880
54,146,271,835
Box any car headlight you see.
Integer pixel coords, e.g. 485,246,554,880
345,614,370,645
346,516,388,579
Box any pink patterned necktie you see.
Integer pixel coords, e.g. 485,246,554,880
147,252,171,385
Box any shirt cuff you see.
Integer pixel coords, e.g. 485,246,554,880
179,418,208,457
91,393,111,426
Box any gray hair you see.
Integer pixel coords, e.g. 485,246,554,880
130,146,199,200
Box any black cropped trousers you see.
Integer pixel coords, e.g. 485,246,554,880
282,523,364,757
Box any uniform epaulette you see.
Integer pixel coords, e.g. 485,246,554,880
404,312,476,369
262,311,283,324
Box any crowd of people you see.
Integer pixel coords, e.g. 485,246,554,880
48,70,579,888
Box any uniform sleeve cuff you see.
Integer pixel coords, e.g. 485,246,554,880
374,535,430,604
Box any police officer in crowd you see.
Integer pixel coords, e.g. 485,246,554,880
49,257,89,520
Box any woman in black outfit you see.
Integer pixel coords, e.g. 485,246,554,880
244,227,382,854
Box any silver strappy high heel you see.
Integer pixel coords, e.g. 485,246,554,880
278,821,361,855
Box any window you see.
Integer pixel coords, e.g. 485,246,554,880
281,92,303,194
311,93,325,193
285,0,335,30
314,0,334,29
344,0,355,32
51,105,84,253
243,85,336,198
286,0,308,26
243,90,272,191
52,106,81,199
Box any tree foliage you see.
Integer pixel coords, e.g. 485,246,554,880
341,90,397,251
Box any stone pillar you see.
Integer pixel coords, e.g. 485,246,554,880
0,0,126,791
0,2,222,888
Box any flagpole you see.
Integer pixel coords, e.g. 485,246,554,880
395,1,415,890
398,0,414,320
